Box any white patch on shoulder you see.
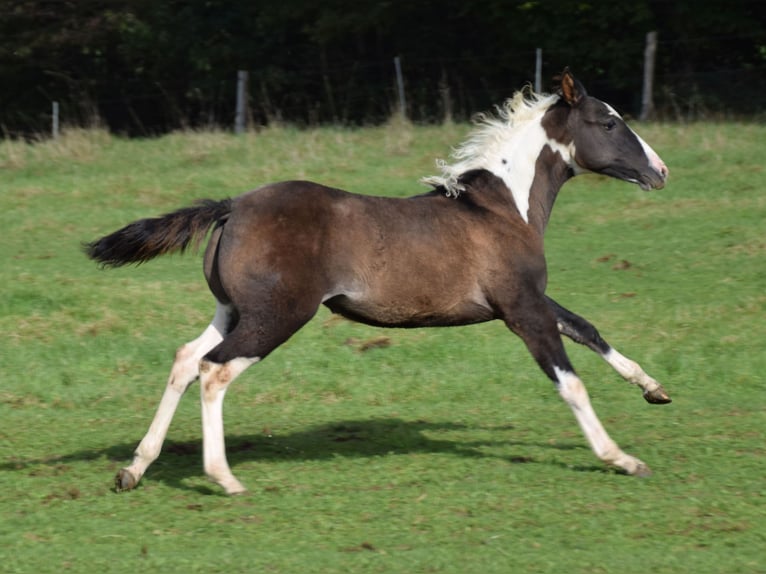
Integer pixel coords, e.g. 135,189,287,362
420,91,575,224
488,121,573,222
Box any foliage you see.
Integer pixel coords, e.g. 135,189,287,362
1,0,766,134
0,122,765,573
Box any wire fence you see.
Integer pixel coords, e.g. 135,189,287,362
6,47,766,139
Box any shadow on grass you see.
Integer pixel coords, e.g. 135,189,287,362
1,417,602,493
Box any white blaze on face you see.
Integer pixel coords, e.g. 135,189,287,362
489,120,573,223
606,103,668,179
634,130,668,179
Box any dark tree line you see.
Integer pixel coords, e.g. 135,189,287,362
1,0,765,136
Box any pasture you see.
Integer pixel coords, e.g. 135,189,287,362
1,120,764,573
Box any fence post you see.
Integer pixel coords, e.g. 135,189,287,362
640,31,657,121
394,56,406,119
535,48,542,93
439,67,453,124
52,101,60,139
235,70,248,134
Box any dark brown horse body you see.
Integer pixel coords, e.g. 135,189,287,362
87,70,671,495
215,173,521,332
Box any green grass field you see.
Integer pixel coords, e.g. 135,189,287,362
1,121,764,573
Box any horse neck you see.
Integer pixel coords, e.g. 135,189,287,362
525,147,574,234
486,119,575,235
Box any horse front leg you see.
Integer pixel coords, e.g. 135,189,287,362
504,302,651,476
552,365,651,476
545,296,672,404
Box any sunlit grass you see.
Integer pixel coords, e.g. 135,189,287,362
1,122,764,573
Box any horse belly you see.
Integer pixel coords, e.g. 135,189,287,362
323,288,493,328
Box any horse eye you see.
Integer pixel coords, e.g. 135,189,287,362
604,119,617,131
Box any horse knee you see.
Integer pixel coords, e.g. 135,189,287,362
168,344,201,392
199,357,259,402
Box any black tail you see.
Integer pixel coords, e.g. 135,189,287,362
84,198,232,267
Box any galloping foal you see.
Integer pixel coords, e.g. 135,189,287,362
86,69,671,495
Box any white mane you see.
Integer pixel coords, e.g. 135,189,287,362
421,88,561,197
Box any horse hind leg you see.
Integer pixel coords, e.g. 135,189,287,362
198,355,258,495
546,296,672,404
197,305,319,495
115,302,232,492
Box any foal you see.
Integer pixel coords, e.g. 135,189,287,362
87,69,671,495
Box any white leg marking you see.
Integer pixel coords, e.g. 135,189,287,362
554,367,649,475
119,303,230,488
200,356,259,495
603,348,661,393
602,348,671,404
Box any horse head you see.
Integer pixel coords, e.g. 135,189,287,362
555,68,668,191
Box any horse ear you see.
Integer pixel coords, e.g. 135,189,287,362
559,67,587,107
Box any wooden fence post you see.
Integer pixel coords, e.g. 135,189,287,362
394,56,406,119
235,70,248,134
439,67,453,124
52,101,59,139
641,31,658,121
535,48,542,93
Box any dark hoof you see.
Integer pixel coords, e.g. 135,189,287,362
643,386,672,405
114,468,139,492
